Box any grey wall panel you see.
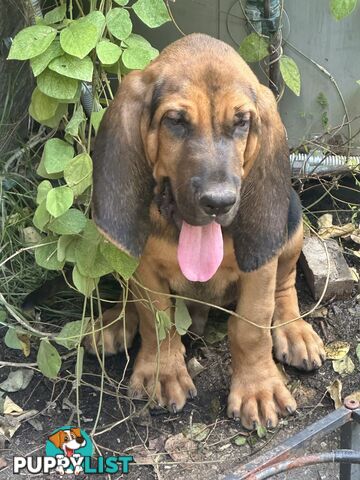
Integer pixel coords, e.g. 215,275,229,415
134,0,360,147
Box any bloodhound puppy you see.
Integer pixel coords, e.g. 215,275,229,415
85,34,325,429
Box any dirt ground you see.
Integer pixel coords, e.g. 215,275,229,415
0,268,359,480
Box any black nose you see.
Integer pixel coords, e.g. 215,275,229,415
199,191,237,216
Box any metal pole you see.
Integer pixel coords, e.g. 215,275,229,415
254,450,360,480
224,406,353,479
340,409,360,480
264,0,282,99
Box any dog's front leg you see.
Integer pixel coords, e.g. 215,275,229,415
227,258,297,429
128,259,196,412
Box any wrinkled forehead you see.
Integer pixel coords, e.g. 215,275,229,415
149,68,257,122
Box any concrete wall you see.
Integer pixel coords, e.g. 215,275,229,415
135,0,360,148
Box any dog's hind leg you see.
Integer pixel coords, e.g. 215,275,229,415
272,223,325,371
83,297,139,355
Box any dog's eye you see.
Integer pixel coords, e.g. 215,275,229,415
163,111,189,136
234,112,250,129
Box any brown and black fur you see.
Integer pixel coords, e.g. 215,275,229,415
85,34,325,429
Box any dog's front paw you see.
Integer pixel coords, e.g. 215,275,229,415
128,346,197,412
272,320,325,371
227,364,296,429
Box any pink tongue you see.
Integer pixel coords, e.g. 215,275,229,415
178,221,224,282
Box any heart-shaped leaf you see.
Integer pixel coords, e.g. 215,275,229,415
239,33,269,63
96,40,122,65
37,69,79,100
330,0,357,20
42,138,74,174
280,55,301,96
60,20,98,59
30,40,64,76
37,340,61,379
29,88,59,122
55,319,89,349
63,153,93,196
8,25,57,60
35,236,64,270
44,4,67,25
48,208,87,235
132,0,171,28
175,298,192,335
49,54,93,82
106,8,132,40
46,186,74,217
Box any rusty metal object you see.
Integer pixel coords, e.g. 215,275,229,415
250,450,360,480
224,405,360,479
344,396,360,410
224,406,353,479
341,400,360,480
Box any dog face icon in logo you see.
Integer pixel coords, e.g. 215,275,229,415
46,426,93,475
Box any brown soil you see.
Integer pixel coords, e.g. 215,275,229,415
0,270,359,480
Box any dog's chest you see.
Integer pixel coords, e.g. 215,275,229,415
143,235,240,306
169,273,239,306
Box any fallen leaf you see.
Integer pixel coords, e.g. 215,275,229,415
18,334,31,357
219,443,232,450
131,445,160,465
131,435,166,465
318,213,333,229
332,355,355,375
164,433,198,463
325,341,350,360
350,230,360,244
27,418,43,431
0,369,34,392
0,416,21,441
326,379,342,409
187,358,205,378
21,226,42,245
303,222,311,238
318,214,355,239
3,397,23,415
183,423,209,442
356,343,360,363
148,435,166,452
350,267,359,282
319,224,355,239
311,306,328,318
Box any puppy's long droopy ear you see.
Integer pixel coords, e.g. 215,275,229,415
92,71,155,258
233,85,292,272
